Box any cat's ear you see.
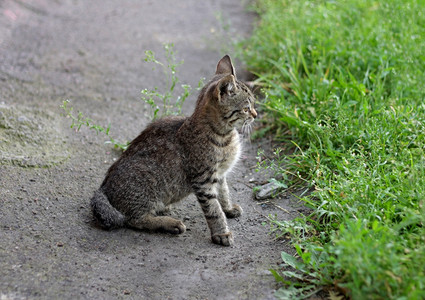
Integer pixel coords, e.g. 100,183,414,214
215,55,236,78
213,74,236,102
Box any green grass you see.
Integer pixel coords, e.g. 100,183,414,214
239,0,425,298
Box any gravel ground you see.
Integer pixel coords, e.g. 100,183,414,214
0,1,305,299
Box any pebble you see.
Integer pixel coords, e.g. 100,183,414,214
255,182,281,200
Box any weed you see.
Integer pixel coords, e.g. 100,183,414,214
141,43,204,120
240,0,425,298
61,44,201,150
60,100,129,150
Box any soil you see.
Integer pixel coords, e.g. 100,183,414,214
0,1,307,299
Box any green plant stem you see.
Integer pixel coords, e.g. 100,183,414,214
60,100,128,151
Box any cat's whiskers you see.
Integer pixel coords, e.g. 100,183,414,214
241,119,253,143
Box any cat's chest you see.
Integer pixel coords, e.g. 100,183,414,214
215,132,241,176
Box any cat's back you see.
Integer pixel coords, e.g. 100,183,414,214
122,115,186,157
104,115,186,181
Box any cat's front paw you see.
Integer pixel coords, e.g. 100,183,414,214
163,220,186,234
225,204,243,218
211,232,234,246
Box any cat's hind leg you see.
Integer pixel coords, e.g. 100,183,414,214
126,213,186,234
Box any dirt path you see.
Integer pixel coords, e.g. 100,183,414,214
0,1,301,299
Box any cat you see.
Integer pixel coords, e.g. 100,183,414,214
90,55,257,246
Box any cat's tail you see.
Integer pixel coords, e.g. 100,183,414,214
90,189,125,230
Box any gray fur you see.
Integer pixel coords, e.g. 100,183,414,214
90,55,256,246
90,189,125,230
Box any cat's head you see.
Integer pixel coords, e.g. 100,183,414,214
206,55,257,131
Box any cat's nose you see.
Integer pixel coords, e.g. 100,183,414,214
251,109,257,119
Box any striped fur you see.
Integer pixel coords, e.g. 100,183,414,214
90,55,256,246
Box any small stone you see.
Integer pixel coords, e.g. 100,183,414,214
255,182,282,200
200,270,211,281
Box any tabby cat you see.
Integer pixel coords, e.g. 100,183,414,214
90,55,256,246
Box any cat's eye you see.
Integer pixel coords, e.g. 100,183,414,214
243,107,250,113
